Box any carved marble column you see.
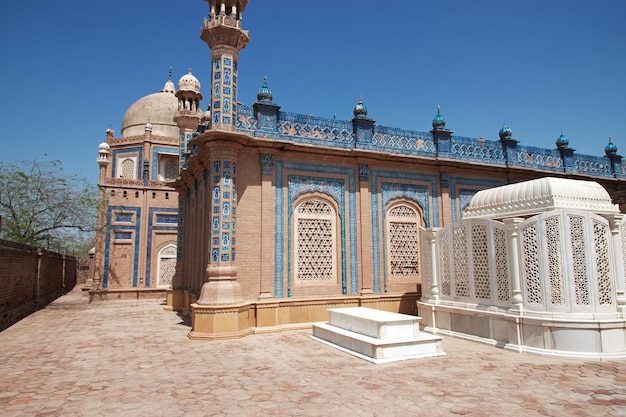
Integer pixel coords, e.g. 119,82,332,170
503,217,524,312
605,213,626,311
425,228,440,303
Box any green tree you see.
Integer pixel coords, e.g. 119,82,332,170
0,158,97,255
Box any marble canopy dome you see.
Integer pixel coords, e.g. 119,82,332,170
463,177,620,219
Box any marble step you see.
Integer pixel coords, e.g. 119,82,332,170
312,322,445,364
328,307,421,340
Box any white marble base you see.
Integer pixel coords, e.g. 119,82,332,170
311,307,445,364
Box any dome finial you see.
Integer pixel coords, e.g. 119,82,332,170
556,132,569,150
257,76,273,103
605,135,618,156
432,105,446,130
353,96,368,118
168,66,172,80
499,122,512,140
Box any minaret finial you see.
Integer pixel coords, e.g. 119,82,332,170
189,66,193,74
168,66,172,80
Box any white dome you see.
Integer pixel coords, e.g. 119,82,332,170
464,177,619,219
98,142,110,152
178,70,201,94
121,80,178,138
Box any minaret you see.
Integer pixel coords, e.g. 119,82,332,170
174,68,203,168
201,0,250,131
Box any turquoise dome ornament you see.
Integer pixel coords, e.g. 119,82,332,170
432,105,446,130
605,136,618,156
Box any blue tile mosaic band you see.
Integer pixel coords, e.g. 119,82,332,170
274,161,358,297
237,103,622,179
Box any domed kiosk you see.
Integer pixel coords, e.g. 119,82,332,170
418,177,626,359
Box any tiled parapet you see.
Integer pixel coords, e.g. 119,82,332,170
236,103,622,179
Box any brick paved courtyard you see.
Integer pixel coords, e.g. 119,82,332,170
1,289,625,416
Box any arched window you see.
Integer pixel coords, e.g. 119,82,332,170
157,244,177,288
120,158,135,179
294,198,337,284
158,156,179,181
386,202,421,279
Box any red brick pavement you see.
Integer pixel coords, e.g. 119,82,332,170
0,289,625,416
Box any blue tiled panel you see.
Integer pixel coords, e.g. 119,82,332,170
151,147,179,180
103,206,141,288
146,207,179,287
449,177,504,222
235,103,619,179
274,161,358,297
448,136,506,165
370,171,438,294
572,154,613,176
509,145,563,172
111,148,143,179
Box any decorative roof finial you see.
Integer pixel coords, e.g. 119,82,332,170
605,135,618,156
556,132,569,150
256,75,273,103
168,66,172,80
499,122,512,140
432,105,446,130
353,96,368,118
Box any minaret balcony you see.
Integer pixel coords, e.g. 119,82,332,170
204,15,241,30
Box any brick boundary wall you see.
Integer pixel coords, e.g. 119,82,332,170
0,239,77,332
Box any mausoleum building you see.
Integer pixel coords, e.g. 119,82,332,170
93,1,626,356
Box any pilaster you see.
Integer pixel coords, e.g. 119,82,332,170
503,217,525,312
604,213,626,312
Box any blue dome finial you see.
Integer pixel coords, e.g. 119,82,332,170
556,132,569,150
499,123,512,140
257,75,273,103
605,136,618,156
353,96,368,118
432,105,446,130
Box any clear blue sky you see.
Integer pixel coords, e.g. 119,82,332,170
1,0,624,185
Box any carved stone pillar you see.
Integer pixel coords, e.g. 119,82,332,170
604,213,626,311
503,217,525,312
422,228,439,303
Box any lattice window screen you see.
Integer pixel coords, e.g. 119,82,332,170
453,225,469,298
439,229,451,296
569,215,590,305
494,228,509,302
162,159,179,181
471,224,491,300
522,223,543,304
295,199,336,282
545,216,564,305
593,220,613,305
387,205,420,278
158,246,177,287
120,158,135,179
